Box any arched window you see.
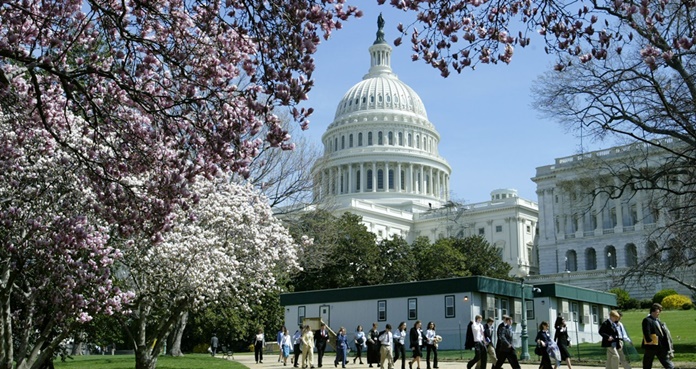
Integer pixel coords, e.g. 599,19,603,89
388,132,393,145
366,170,373,190
626,243,638,267
400,170,405,190
646,240,658,259
585,248,597,270
349,134,353,148
368,132,373,145
377,169,384,189
334,138,338,152
388,169,394,189
356,170,361,191
605,245,617,269
341,136,345,150
416,135,420,148
408,133,412,147
378,131,383,145
358,132,363,146
565,250,577,272
398,132,403,146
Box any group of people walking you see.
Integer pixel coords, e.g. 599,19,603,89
253,321,440,369
599,304,675,369
249,303,675,369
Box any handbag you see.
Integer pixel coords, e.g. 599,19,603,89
534,343,543,356
643,334,659,346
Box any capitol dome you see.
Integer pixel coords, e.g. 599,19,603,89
313,17,451,211
333,60,428,120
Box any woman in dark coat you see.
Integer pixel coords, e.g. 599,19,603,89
536,321,560,369
554,316,573,369
367,322,381,367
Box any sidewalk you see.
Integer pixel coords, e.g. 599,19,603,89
226,352,605,369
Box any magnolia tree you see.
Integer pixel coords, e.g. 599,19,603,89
117,177,299,369
0,111,132,369
1,0,358,367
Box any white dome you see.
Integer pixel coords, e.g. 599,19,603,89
333,42,427,120
334,74,427,120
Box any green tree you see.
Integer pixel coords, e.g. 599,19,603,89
377,236,418,283
288,211,379,291
451,236,512,280
412,237,469,280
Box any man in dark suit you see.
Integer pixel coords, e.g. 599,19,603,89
491,316,520,369
315,323,330,368
642,303,674,369
599,310,621,369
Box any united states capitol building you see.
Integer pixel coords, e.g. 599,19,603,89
293,18,691,298
306,20,538,278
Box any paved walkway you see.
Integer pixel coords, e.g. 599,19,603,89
226,352,604,369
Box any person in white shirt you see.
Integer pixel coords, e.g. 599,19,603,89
468,315,487,369
617,312,632,369
425,322,438,369
394,322,407,369
379,324,394,369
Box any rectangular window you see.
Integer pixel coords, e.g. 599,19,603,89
500,298,509,317
526,300,535,320
526,225,531,233
591,305,599,324
495,225,502,233
298,306,306,326
408,298,418,320
571,302,579,322
445,295,455,318
378,300,387,321
478,227,485,235
494,297,500,319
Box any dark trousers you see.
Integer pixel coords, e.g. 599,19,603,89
354,344,363,362
426,344,437,369
539,352,552,369
294,343,302,366
492,346,520,369
255,341,264,363
394,343,406,369
317,343,326,367
468,342,487,369
642,347,674,369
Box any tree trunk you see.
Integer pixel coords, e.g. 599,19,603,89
0,290,13,369
167,311,187,357
135,345,158,369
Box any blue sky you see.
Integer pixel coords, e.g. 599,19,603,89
296,4,608,203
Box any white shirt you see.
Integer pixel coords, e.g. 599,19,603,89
426,329,436,345
379,330,393,349
472,321,485,343
393,329,406,345
417,328,423,346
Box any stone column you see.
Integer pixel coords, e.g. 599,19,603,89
397,163,402,192
372,162,377,192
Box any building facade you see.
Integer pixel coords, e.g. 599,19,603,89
310,20,538,276
531,140,693,298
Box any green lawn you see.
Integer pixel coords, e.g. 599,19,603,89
53,354,245,369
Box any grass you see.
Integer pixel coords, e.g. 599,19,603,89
52,310,696,368
53,354,245,369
